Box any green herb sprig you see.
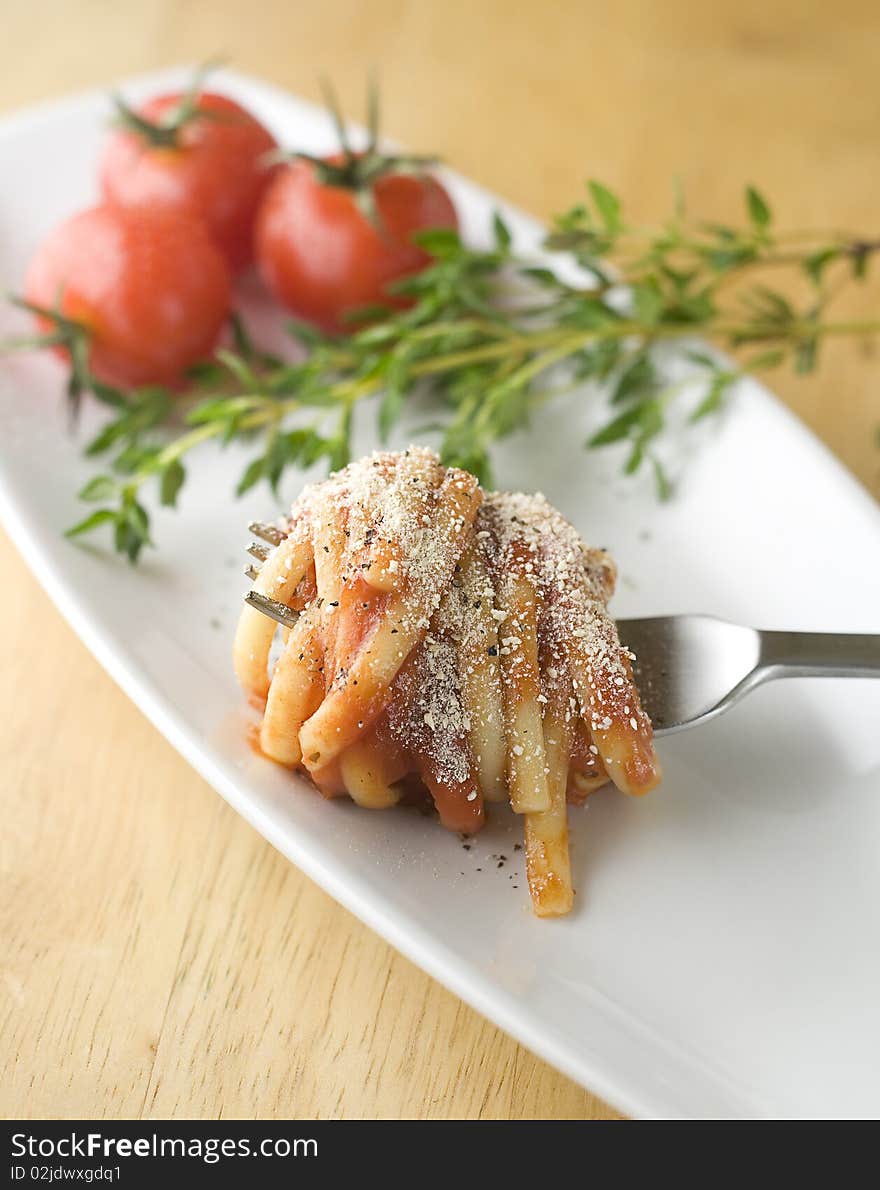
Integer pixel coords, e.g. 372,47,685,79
8,181,879,562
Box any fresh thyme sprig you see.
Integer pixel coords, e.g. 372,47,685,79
8,181,878,562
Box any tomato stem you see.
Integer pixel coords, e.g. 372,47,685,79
278,77,441,236
4,295,99,422
110,59,225,149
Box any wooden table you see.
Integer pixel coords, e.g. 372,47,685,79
2,0,878,1120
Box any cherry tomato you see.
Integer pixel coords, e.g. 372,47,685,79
99,92,278,272
25,204,231,388
255,157,458,332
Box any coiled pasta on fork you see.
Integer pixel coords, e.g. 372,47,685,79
234,447,661,916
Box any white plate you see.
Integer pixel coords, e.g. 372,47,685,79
2,68,880,1121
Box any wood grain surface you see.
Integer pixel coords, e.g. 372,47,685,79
1,0,878,1120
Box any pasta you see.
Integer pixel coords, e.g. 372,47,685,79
234,447,661,916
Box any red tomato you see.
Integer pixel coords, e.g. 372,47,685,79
99,92,278,271
25,204,231,388
255,158,458,332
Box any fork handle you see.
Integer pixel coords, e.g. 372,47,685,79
758,631,880,680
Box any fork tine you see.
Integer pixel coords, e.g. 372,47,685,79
244,590,299,629
244,563,260,581
248,520,286,546
247,541,271,562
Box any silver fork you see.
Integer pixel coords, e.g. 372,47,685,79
243,523,880,734
618,616,880,733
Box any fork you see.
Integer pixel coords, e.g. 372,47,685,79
616,615,880,733
242,522,880,734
